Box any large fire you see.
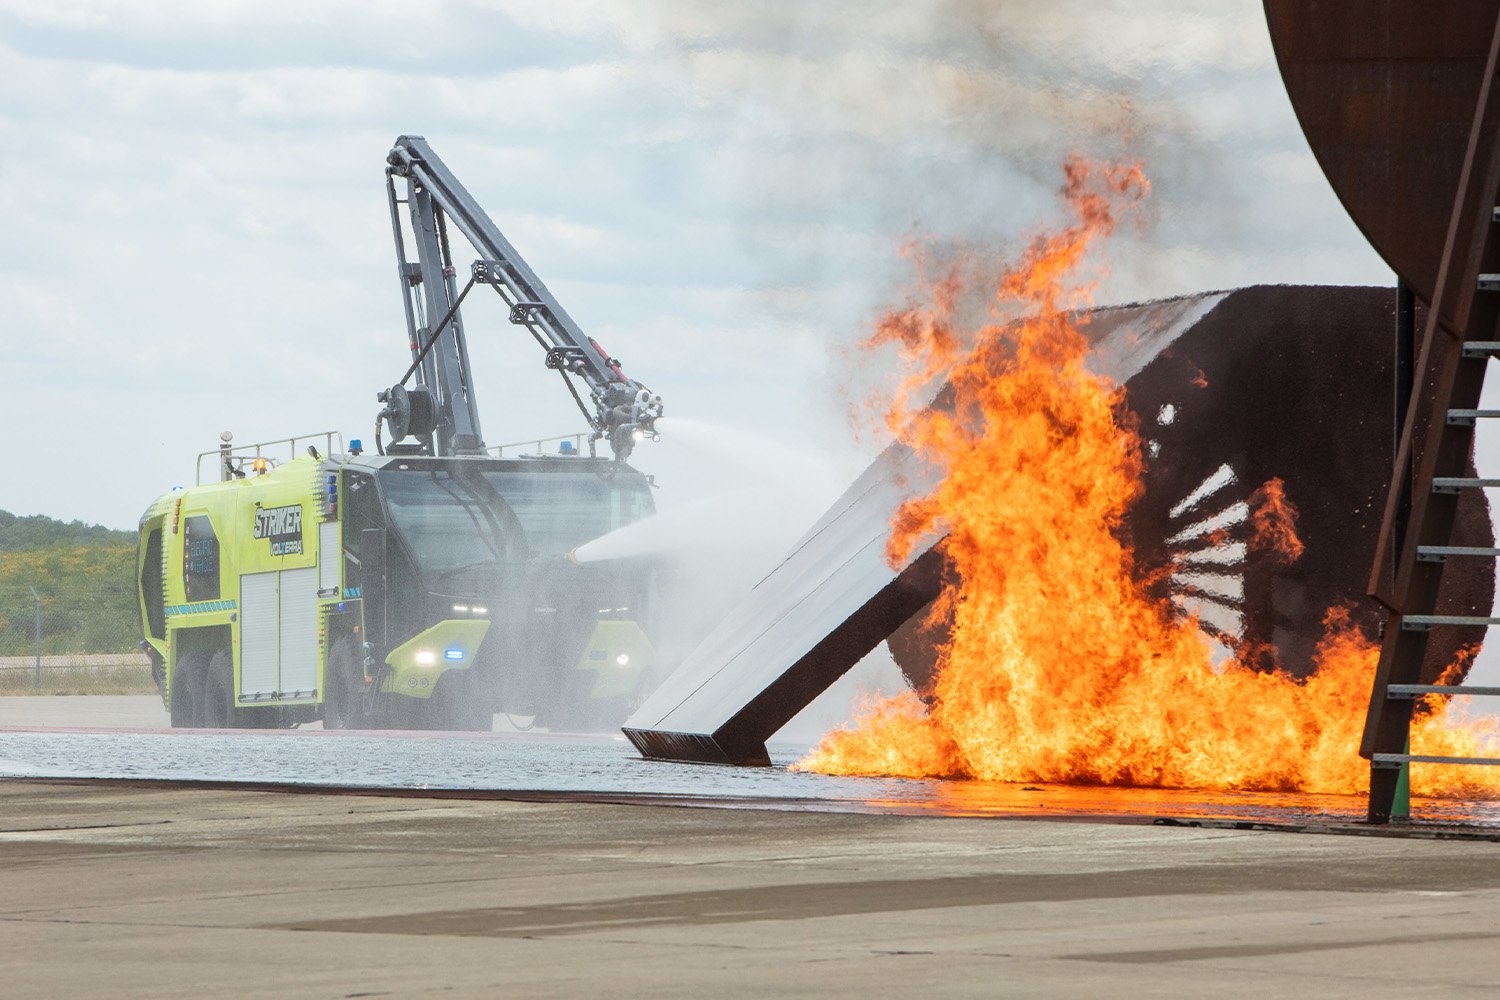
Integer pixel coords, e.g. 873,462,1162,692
797,159,1500,800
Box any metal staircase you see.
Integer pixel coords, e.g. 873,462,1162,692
1363,15,1500,823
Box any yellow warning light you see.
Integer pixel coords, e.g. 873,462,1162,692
252,457,270,474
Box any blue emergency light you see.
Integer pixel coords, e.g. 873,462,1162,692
444,648,465,662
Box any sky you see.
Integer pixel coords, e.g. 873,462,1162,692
0,0,1393,534
12,1,1500,731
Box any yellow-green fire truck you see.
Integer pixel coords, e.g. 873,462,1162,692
137,136,665,731
138,439,659,730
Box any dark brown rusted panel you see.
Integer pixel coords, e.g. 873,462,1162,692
1371,12,1500,603
1265,0,1500,303
627,286,1492,766
1357,14,1500,822
889,286,1492,698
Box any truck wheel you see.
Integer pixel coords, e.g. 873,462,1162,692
169,651,208,728
324,637,367,730
462,699,495,732
432,674,492,732
201,649,236,729
238,706,286,730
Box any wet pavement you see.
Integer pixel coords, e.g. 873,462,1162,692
3,780,1498,998
2,723,1498,834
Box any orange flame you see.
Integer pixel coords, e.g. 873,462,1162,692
1248,477,1305,564
796,158,1500,800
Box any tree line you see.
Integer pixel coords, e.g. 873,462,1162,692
0,510,138,655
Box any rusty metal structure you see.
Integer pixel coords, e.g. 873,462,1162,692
1268,0,1500,821
631,5,1500,817
625,287,1493,767
892,287,1493,699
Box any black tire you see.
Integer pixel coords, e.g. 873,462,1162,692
168,651,209,729
377,696,424,731
462,697,495,732
238,706,288,730
323,637,368,730
431,673,492,732
200,649,236,729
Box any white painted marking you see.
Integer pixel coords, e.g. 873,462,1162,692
1171,593,1245,640
1169,463,1237,520
1175,541,1248,566
1166,501,1250,546
1170,571,1245,602
1201,634,1235,672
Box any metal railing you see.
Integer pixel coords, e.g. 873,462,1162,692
488,432,591,458
196,431,344,484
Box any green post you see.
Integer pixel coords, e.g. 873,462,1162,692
28,586,41,691
1392,736,1412,821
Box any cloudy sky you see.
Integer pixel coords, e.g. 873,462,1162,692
1,0,1391,534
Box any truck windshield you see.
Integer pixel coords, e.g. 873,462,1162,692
483,469,653,556
377,469,524,575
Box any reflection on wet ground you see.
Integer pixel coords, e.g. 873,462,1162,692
2,724,1497,834
865,777,1500,830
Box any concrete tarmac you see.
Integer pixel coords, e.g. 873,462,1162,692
0,695,169,730
1,781,1497,998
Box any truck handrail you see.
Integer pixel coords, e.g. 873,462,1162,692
196,431,344,484
487,433,590,458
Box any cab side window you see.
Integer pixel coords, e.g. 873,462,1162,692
140,524,166,639
183,515,220,602
342,471,382,584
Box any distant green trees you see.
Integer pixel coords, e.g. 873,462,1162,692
0,510,134,552
0,511,139,656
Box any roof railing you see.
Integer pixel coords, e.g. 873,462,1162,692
487,432,590,458
196,431,344,484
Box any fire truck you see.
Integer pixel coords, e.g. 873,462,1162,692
137,136,664,731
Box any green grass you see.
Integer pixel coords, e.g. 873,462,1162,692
0,663,157,696
0,543,140,657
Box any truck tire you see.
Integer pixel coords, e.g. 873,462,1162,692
431,673,492,732
169,651,208,729
201,649,236,729
324,637,367,730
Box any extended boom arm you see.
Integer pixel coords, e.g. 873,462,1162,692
379,134,663,460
